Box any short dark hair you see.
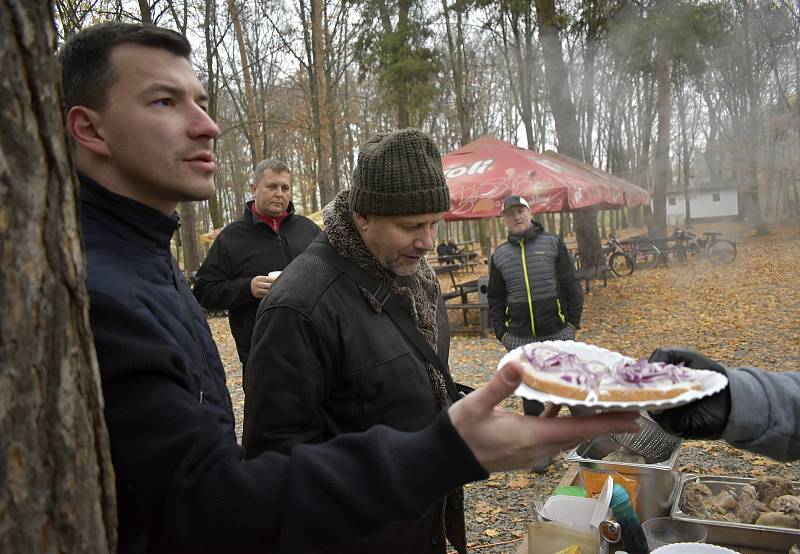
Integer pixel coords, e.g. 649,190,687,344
253,159,292,185
59,22,191,111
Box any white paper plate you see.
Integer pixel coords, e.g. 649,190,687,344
650,543,738,554
497,340,729,411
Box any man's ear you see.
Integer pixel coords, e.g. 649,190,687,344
67,106,110,157
352,211,370,232
249,181,257,195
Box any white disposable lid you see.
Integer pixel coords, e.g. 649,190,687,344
590,476,613,529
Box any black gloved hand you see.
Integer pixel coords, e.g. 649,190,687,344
647,347,731,440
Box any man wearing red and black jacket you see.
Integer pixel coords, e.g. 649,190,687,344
193,159,320,373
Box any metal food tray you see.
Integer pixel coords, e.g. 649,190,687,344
565,436,682,521
670,474,800,552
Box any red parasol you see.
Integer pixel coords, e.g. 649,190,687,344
442,136,650,221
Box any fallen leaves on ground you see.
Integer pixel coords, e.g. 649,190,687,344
209,220,800,553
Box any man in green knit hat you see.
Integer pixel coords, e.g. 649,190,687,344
243,128,466,553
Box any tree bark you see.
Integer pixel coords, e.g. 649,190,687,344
227,0,263,167
202,0,224,230
0,2,116,551
650,34,671,238
534,0,601,260
442,0,471,146
137,0,152,23
311,0,334,204
179,202,201,274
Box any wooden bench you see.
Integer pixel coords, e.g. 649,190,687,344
573,250,608,293
575,264,608,292
433,264,463,301
445,302,490,337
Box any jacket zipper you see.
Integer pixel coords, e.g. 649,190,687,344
520,240,536,335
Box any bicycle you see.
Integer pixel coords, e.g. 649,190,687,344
604,236,635,276
672,229,737,265
620,237,662,271
574,237,635,278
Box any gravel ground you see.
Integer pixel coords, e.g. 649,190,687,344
209,221,800,553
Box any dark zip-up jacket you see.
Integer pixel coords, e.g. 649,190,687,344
487,221,583,341
243,236,457,553
80,174,486,553
193,201,320,364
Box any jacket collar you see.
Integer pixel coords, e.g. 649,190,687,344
243,199,296,225
507,220,543,245
79,172,179,257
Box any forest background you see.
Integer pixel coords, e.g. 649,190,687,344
55,0,800,269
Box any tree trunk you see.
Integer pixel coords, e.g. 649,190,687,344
650,35,671,238
534,0,601,261
311,0,334,204
137,0,152,23
201,0,224,230
0,2,116,551
226,0,262,167
674,71,692,227
179,202,201,274
442,0,471,146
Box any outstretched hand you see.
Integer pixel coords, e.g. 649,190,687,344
647,347,731,439
448,362,640,473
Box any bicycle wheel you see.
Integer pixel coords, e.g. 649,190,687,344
634,244,661,270
707,240,737,265
609,252,634,277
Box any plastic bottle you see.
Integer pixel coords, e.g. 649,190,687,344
609,484,649,554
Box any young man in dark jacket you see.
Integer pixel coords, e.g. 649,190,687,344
61,22,638,554
487,196,584,470
193,159,319,372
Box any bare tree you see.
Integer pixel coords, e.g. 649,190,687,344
227,0,263,166
534,0,602,260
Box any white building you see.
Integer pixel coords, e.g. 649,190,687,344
666,184,739,226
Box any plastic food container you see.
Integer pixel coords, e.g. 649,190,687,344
642,517,707,550
541,496,598,532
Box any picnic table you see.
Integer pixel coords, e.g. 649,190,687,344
435,251,482,271
444,276,490,337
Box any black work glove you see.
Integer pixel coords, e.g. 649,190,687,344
647,347,731,440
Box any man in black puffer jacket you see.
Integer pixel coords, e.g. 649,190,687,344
488,196,584,444
193,159,319,373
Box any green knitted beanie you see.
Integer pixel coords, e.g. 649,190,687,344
349,128,451,215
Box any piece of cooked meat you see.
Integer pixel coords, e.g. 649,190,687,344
682,481,714,518
754,477,795,507
771,495,800,514
713,490,738,512
755,512,800,529
602,449,647,464
737,485,769,524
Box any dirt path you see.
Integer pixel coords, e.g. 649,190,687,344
209,221,800,553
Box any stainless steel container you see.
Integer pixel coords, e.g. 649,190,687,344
671,474,800,552
565,436,682,521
